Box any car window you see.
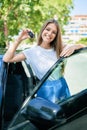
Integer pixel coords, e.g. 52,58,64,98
35,47,87,103
64,48,87,95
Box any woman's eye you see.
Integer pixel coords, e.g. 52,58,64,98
53,31,57,35
45,28,57,35
46,28,50,31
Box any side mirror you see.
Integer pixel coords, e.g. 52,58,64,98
21,97,66,129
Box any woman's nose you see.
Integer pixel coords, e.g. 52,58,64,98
48,31,52,35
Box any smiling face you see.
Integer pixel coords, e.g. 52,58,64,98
38,19,62,56
41,23,57,49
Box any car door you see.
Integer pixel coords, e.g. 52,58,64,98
7,47,87,130
0,58,39,130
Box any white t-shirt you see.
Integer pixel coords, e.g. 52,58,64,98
22,45,58,80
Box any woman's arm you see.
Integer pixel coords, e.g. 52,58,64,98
3,29,30,63
60,43,86,57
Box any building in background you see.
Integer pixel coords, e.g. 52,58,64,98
63,15,87,43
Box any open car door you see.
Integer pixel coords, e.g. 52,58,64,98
7,47,87,130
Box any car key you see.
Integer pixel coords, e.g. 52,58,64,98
27,31,35,38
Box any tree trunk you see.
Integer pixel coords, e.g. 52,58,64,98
4,20,9,48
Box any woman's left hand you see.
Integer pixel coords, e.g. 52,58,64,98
60,44,76,57
60,44,86,57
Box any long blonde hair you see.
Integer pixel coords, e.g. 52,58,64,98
37,19,63,57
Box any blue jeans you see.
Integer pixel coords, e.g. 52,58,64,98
37,77,70,103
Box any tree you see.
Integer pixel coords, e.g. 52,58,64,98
0,0,73,48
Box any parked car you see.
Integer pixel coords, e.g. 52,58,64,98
0,47,87,130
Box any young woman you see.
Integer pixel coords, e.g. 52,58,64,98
3,19,85,103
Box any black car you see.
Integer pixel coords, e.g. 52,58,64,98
0,47,87,130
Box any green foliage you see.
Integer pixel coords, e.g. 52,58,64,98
0,0,73,47
76,38,87,45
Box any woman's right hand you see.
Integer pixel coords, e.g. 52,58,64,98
18,29,31,41
3,29,30,63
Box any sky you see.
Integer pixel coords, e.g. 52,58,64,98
70,0,87,16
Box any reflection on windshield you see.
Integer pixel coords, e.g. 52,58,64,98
36,59,70,104
36,49,87,104
64,51,87,95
